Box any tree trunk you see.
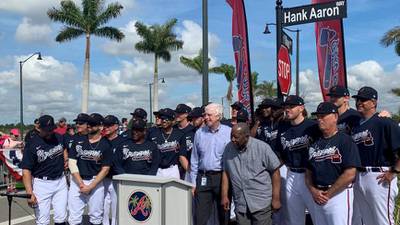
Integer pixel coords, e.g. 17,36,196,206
153,55,159,115
81,34,90,113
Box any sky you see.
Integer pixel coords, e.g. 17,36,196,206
0,0,399,124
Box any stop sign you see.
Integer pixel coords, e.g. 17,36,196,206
278,45,291,95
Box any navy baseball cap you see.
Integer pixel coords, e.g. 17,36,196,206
326,85,350,97
73,113,91,123
175,104,192,114
259,98,282,108
158,108,176,120
89,113,104,126
311,102,338,115
283,95,304,106
231,101,244,110
103,115,119,126
38,115,57,132
188,107,204,119
130,108,147,120
352,86,378,100
131,119,146,130
236,108,249,122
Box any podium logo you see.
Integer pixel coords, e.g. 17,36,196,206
128,191,152,222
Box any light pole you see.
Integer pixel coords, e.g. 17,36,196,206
264,22,301,96
19,52,42,139
202,0,209,105
149,77,165,124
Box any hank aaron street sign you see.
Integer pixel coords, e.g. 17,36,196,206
278,45,291,95
283,0,347,27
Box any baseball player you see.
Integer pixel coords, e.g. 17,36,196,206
276,95,320,225
351,86,400,225
102,115,126,225
174,104,195,180
21,115,68,225
68,113,113,225
114,119,160,175
305,102,361,225
221,101,244,127
188,107,205,130
147,108,188,179
121,108,148,140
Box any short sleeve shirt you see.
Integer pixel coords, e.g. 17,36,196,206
308,132,361,187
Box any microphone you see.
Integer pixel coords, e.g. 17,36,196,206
0,192,32,199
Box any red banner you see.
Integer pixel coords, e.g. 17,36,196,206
227,0,254,121
313,0,347,101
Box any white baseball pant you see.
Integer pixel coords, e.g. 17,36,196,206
273,165,289,225
312,187,354,225
103,178,117,225
32,177,68,225
353,170,398,225
68,178,105,225
156,165,180,179
285,170,318,225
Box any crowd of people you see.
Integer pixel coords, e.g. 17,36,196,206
15,85,400,225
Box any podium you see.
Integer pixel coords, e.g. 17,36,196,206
114,174,194,225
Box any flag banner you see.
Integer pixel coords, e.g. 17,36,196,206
313,0,347,101
0,148,23,180
227,0,254,121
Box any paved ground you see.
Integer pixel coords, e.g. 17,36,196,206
0,192,92,225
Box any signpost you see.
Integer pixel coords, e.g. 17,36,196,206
278,45,291,95
282,31,293,55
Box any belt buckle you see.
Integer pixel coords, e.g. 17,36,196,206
43,176,48,180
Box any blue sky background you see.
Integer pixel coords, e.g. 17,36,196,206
0,0,399,124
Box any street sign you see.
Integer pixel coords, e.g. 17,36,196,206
278,45,291,95
283,0,347,26
282,31,293,55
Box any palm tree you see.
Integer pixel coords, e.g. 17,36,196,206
48,0,125,113
251,71,259,96
380,26,400,56
135,19,183,113
180,49,209,74
210,64,236,104
255,80,277,99
391,88,400,96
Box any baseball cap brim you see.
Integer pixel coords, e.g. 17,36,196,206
352,95,372,100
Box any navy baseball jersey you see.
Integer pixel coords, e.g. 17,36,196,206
21,133,65,179
114,140,160,175
308,132,361,187
175,124,196,162
107,135,127,178
120,129,131,141
256,120,274,143
147,128,186,168
277,119,321,168
24,129,39,148
69,135,113,178
337,108,362,134
351,113,400,167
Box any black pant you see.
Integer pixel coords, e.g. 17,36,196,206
195,172,229,225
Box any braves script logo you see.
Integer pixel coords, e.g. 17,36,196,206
281,134,311,151
319,27,340,90
352,130,374,146
128,191,152,222
233,35,251,119
309,146,342,164
36,144,64,163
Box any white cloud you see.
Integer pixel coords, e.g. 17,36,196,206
293,60,400,114
15,17,52,43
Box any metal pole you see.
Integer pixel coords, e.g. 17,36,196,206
19,62,24,140
202,0,209,105
296,29,300,96
276,0,283,100
149,83,153,124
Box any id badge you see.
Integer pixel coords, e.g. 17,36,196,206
201,176,207,186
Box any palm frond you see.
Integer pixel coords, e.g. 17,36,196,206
55,26,85,42
93,26,124,41
157,51,171,62
396,41,400,56
96,2,123,27
392,88,400,96
47,0,85,29
380,26,400,47
180,56,202,73
135,41,154,54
